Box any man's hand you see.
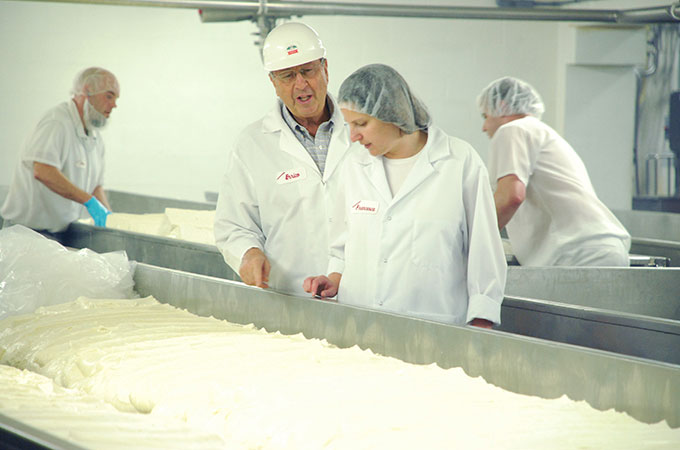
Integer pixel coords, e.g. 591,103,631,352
303,272,341,299
239,248,270,288
84,196,111,227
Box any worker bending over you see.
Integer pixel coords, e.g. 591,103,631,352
477,76,630,266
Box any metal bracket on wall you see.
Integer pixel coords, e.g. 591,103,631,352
252,1,282,58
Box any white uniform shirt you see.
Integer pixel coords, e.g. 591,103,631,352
488,116,630,266
1,101,105,233
328,126,506,325
214,95,351,296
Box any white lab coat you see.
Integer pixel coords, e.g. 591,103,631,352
488,116,630,266
214,96,351,296
328,126,506,325
1,101,105,233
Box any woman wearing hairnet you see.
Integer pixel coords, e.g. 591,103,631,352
477,77,630,267
303,64,506,328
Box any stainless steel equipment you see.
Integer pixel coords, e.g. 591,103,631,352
500,294,680,364
106,189,215,213
59,192,673,273
56,190,239,280
630,238,680,267
613,209,680,266
60,221,668,285
506,266,680,320
646,151,677,197
2,262,679,448
503,239,668,267
59,222,239,281
614,208,680,241
503,265,680,363
130,263,680,427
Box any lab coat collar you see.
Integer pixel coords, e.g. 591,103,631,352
321,94,350,182
354,125,451,205
261,93,349,181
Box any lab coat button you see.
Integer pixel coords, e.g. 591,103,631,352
383,259,387,263
386,216,392,221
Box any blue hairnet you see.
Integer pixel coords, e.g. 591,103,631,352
477,76,545,119
338,64,431,134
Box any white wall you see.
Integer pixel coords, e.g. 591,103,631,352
565,66,638,209
0,0,649,204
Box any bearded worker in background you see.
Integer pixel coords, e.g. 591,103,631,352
1,67,119,234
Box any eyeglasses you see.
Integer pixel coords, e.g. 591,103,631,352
271,59,325,84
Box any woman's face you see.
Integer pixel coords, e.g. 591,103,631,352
341,109,403,158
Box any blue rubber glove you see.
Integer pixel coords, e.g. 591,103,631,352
84,196,111,227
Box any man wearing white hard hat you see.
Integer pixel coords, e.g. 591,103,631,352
1,67,118,234
214,22,351,295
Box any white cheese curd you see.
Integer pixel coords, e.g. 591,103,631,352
1,296,678,449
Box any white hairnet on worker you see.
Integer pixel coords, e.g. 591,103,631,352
71,67,119,97
477,76,545,119
338,63,431,134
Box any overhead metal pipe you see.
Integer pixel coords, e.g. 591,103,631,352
199,2,618,23
616,3,680,23
22,0,680,24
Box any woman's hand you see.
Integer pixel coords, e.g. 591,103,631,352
469,318,494,329
303,273,342,299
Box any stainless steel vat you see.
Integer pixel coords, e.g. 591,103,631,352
506,266,680,320
2,262,679,448
106,190,215,213
132,263,680,427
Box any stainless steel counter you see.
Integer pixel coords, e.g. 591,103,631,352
614,209,680,266
506,266,680,320
106,189,215,213
630,237,680,267
58,222,238,281
614,209,680,241
58,222,670,288
132,263,680,428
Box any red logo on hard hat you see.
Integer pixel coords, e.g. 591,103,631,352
287,45,298,55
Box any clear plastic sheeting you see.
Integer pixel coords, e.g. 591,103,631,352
0,225,136,319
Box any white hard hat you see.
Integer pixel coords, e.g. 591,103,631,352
262,22,326,72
